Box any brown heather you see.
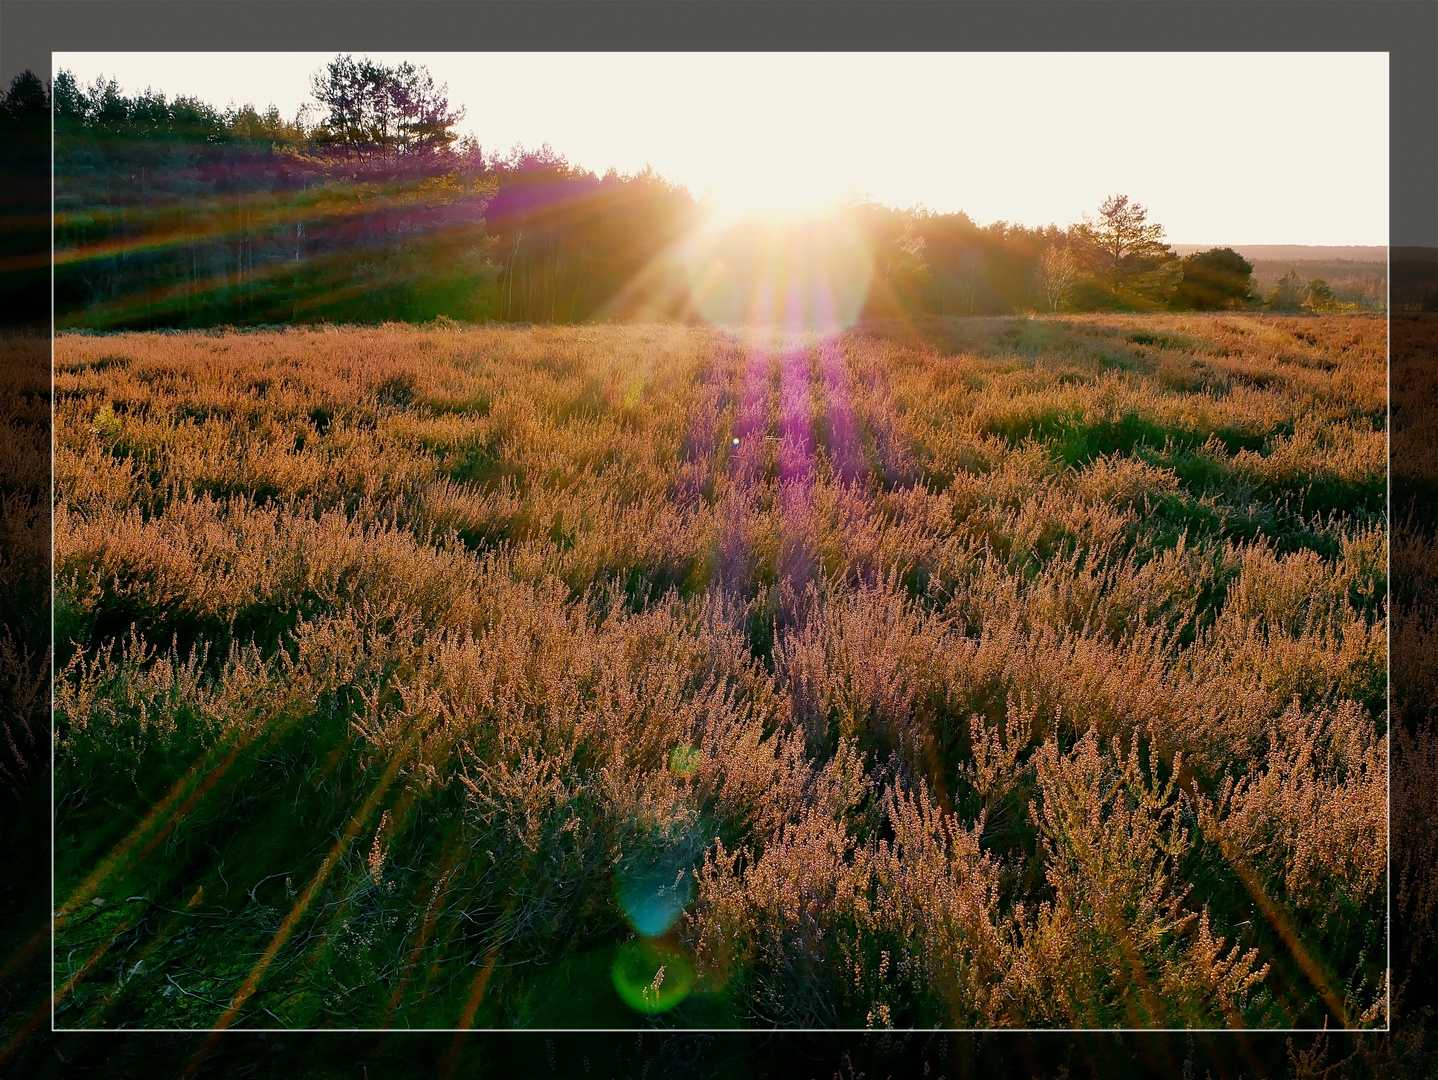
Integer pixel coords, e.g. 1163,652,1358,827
1389,315,1438,1056
51,314,1387,1030
0,333,48,802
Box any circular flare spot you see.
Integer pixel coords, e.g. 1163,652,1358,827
615,857,693,938
611,938,695,1014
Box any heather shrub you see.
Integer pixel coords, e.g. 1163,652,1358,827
1009,730,1269,1027
51,315,1386,1029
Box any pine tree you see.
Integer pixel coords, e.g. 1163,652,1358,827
1072,194,1180,309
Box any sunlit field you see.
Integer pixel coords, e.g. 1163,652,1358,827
52,313,1387,1030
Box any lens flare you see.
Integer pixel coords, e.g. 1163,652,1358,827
611,938,695,1015
615,855,695,938
679,206,872,337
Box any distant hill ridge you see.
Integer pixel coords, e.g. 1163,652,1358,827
1171,244,1386,263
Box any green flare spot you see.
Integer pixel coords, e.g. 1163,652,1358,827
611,938,694,1014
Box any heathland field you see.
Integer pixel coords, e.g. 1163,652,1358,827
52,315,1388,1030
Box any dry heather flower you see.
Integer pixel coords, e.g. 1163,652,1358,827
369,809,391,884
1196,697,1386,913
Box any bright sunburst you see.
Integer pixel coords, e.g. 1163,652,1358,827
679,197,874,337
699,186,848,229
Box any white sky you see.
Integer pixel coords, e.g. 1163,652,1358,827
54,52,1389,246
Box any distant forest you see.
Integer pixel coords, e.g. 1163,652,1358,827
3,59,1399,329
1247,260,1386,312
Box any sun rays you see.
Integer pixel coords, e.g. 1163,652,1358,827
679,204,875,338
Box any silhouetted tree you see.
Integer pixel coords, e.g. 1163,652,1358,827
1072,194,1179,309
1,70,47,121
1174,247,1254,310
310,55,463,162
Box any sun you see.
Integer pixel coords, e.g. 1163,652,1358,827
698,173,857,228
677,188,875,337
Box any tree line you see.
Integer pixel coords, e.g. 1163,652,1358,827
9,59,1380,330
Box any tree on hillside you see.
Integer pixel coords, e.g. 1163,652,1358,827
1303,278,1336,312
1174,247,1254,310
1071,194,1180,309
